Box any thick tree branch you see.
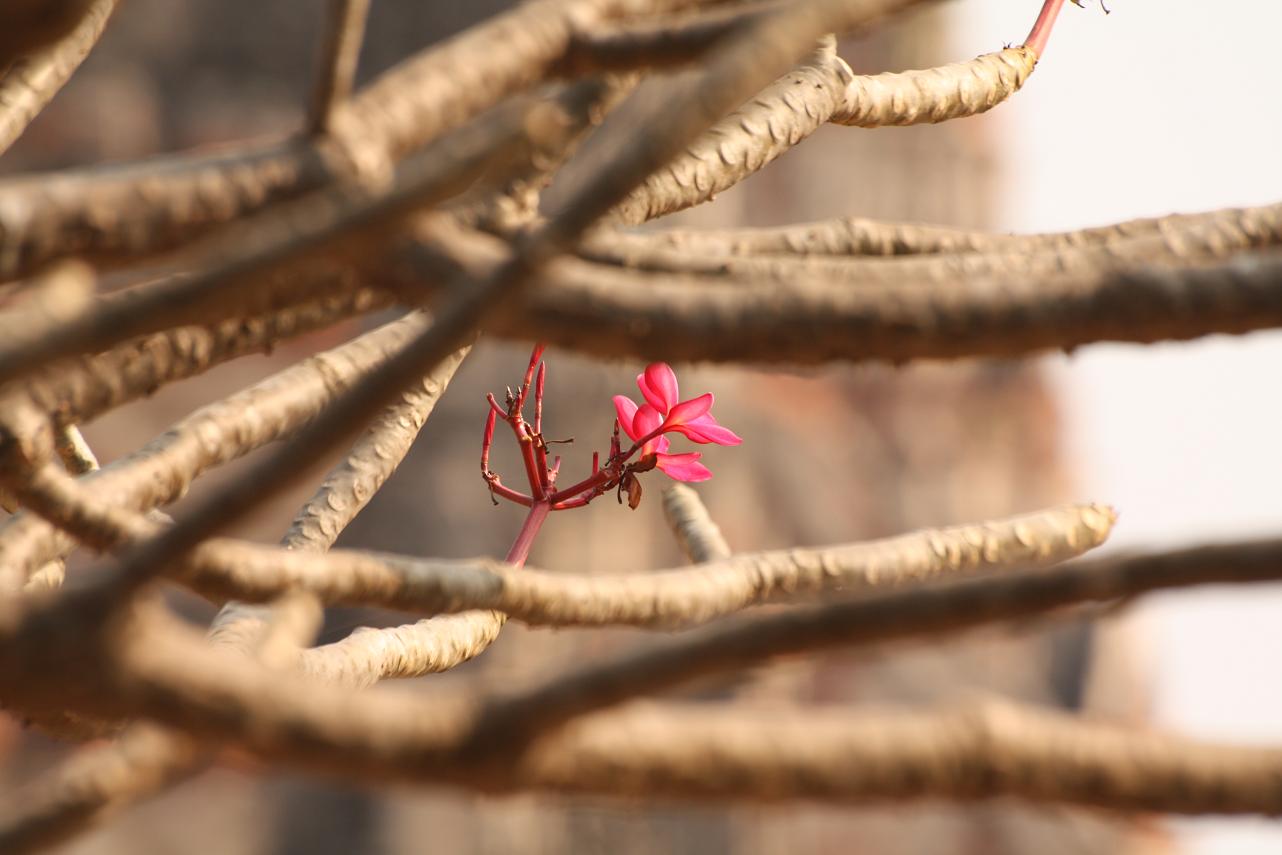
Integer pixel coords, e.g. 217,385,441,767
405,218,1282,366
175,504,1115,627
589,199,1282,259
0,345,473,853
830,46,1035,127
0,0,699,280
577,200,1282,286
506,700,1282,814
0,90,558,391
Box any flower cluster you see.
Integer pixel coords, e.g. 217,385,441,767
481,348,741,515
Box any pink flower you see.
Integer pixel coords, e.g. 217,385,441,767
612,363,741,482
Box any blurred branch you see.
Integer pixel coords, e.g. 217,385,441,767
0,345,472,853
0,311,429,585
661,483,731,563
306,0,371,137
508,699,1282,814
406,218,1282,365
0,90,560,392
557,3,778,76
0,0,117,154
0,0,702,280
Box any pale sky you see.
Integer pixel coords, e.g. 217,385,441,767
953,3,1282,852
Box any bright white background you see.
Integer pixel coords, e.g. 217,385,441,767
955,3,1282,852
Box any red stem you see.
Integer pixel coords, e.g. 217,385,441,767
534,361,546,435
514,420,546,499
1024,0,1067,57
488,478,534,506
546,423,665,504
505,500,550,567
481,409,496,474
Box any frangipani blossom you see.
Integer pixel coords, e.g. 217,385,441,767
612,363,741,483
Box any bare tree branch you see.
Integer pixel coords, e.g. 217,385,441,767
0,311,429,585
661,483,731,563
0,0,117,154
830,46,1035,127
0,345,473,853
405,218,1282,366
589,199,1282,259
175,503,1116,627
306,0,371,137
506,700,1282,814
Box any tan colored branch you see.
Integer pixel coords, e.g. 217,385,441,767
403,218,1282,366
0,345,473,852
0,312,428,583
178,503,1114,626
605,40,853,226
468,535,1282,749
661,484,731,563
0,0,695,280
18,529,1282,820
557,3,779,77
297,614,509,688
0,260,94,354
605,37,1038,226
831,46,1035,127
57,615,1282,818
306,0,371,137
0,90,548,391
0,0,116,154
578,200,1282,280
53,425,97,476
324,0,699,176
0,139,336,281
590,198,1282,259
507,700,1282,814
219,341,481,668
28,287,386,432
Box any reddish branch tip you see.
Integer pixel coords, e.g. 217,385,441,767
1023,0,1069,58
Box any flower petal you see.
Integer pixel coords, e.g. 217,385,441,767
656,452,712,482
635,373,664,412
641,363,680,413
642,432,671,458
662,393,713,428
612,395,640,441
673,413,743,446
632,403,664,440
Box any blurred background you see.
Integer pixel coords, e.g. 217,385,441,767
1,1,1279,853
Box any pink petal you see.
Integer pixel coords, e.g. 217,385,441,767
641,363,680,413
635,373,664,413
612,396,640,441
662,393,713,428
642,432,671,458
673,413,743,446
656,452,712,482
632,403,664,440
